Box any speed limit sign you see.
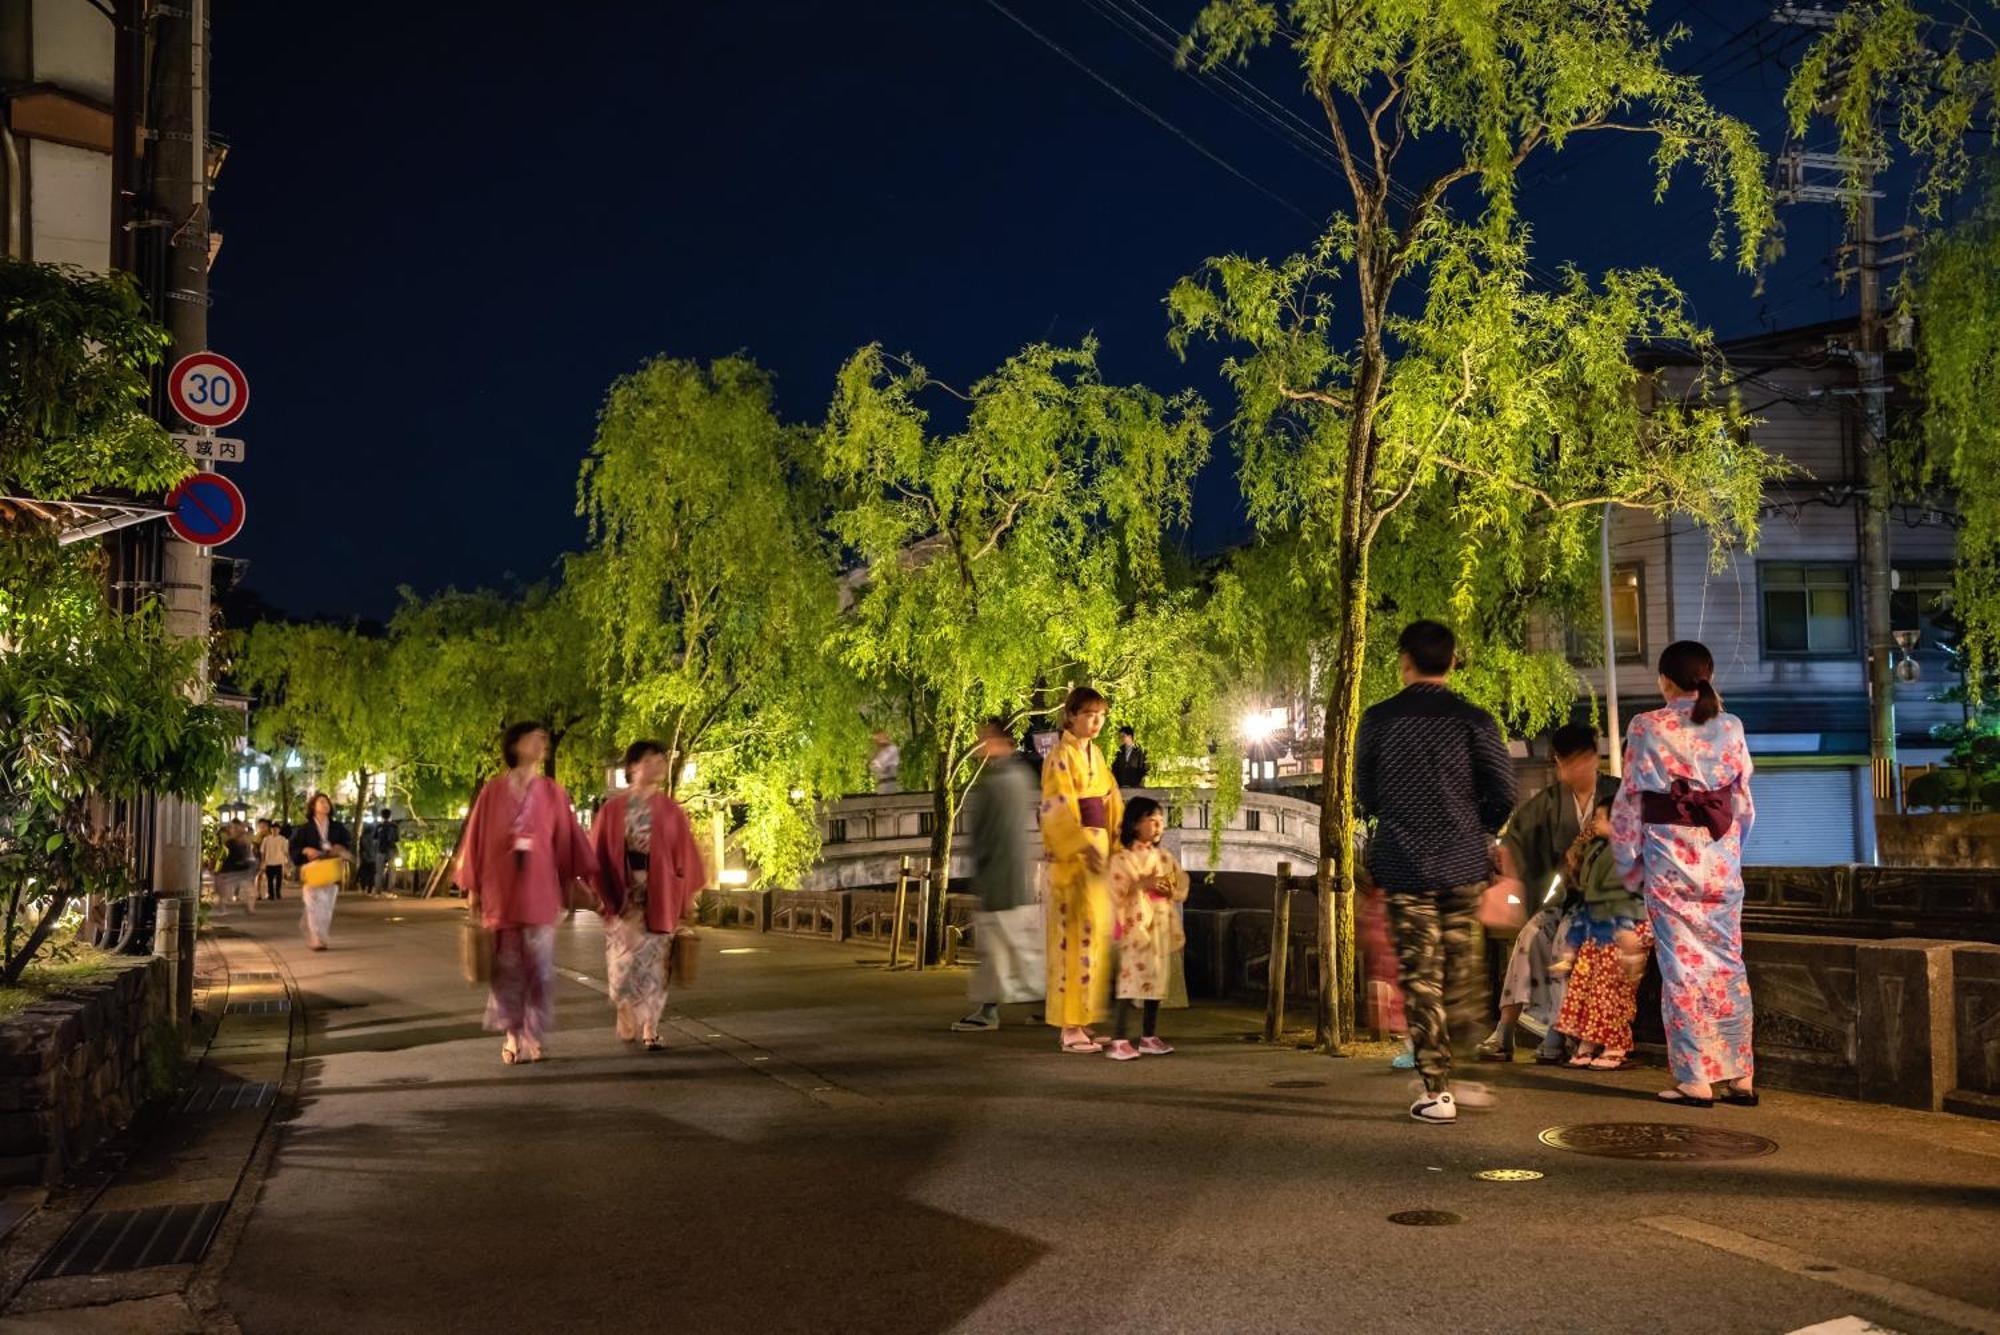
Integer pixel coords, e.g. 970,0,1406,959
168,351,249,430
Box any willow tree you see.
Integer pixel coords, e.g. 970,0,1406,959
820,341,1210,957
1788,4,2000,693
1171,2,1777,1049
235,622,399,838
576,356,861,885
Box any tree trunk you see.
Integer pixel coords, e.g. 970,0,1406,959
349,769,370,857
1314,341,1386,1055
925,728,957,966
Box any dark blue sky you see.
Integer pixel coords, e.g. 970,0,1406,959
210,1,1854,621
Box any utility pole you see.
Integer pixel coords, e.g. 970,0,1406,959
148,0,213,1025
1772,3,1906,862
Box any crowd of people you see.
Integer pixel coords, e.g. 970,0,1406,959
946,622,1759,1123
211,620,1758,1108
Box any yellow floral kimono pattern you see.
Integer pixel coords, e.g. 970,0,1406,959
1039,732,1124,1028
1108,843,1188,1002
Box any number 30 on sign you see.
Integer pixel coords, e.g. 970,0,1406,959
168,352,249,430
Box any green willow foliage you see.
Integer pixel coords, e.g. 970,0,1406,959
820,341,1217,881
577,356,863,884
1173,0,1777,1046
1788,1,2000,221
1906,181,2000,691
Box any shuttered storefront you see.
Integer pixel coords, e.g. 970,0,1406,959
1742,766,1860,866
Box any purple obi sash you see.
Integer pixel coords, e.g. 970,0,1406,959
1639,778,1737,840
1076,796,1110,831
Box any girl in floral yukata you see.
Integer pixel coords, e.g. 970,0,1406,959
1610,640,1759,1109
1039,686,1124,1054
1102,796,1188,1061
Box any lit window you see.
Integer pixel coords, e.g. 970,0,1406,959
1567,565,1644,663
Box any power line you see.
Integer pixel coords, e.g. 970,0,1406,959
980,0,1319,224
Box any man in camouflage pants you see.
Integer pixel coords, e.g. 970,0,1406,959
1356,621,1518,1124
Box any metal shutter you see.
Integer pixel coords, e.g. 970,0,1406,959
1742,768,1858,866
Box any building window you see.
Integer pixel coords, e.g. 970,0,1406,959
915,811,933,837
1762,563,1857,656
827,818,847,845
1245,808,1262,833
1566,564,1645,664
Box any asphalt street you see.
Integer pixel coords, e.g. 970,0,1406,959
207,896,2000,1335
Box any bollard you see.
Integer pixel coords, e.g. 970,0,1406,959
913,858,935,972
1265,861,1292,1043
887,855,913,968
156,895,185,1029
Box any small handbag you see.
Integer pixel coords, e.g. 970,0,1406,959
460,914,494,986
300,855,344,889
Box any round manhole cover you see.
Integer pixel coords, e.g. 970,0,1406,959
1474,1169,1544,1182
1388,1210,1463,1226
1270,1079,1327,1089
1538,1122,1777,1161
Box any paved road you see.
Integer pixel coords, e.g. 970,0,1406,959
210,896,2000,1335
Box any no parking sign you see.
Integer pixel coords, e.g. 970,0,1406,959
165,471,247,547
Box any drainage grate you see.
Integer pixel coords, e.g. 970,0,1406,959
179,1081,276,1113
1388,1210,1463,1226
1270,1079,1327,1089
32,1201,228,1279
231,972,280,982
1538,1122,1777,1161
224,998,290,1015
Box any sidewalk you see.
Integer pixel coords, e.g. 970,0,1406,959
0,922,301,1334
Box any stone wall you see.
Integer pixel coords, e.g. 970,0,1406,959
1878,813,2000,869
0,957,172,1186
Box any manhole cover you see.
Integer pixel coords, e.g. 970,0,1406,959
1474,1169,1544,1182
1270,1079,1327,1089
1538,1122,1777,1161
1388,1210,1462,1226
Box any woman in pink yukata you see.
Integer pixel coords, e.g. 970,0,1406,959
458,721,597,1065
1610,640,1758,1109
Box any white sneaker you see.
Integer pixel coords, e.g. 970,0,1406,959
1410,1090,1457,1123
1452,1080,1497,1109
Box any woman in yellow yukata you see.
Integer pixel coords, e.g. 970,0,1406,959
1039,686,1124,1054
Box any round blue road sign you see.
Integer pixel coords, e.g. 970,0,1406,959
165,471,246,547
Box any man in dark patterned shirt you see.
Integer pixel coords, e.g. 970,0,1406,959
1356,621,1518,1124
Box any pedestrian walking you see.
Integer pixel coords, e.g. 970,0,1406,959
1551,806,1651,1068
1110,726,1148,789
372,809,399,891
1039,686,1123,1054
1356,621,1518,1124
258,818,288,901
591,740,705,1050
213,820,258,914
458,721,596,1065
1475,723,1621,1066
952,719,1044,1032
1610,640,1758,1108
289,794,352,949
1102,796,1187,1060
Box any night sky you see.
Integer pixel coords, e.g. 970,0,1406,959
209,1,1855,622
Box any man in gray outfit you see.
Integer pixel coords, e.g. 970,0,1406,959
953,718,1045,1031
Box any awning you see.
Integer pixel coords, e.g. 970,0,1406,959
0,495,172,546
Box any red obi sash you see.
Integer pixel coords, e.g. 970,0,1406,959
1076,796,1110,830
1639,778,1737,840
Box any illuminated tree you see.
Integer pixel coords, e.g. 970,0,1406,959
1170,0,1779,1048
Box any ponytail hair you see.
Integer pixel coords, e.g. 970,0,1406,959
1658,640,1721,725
